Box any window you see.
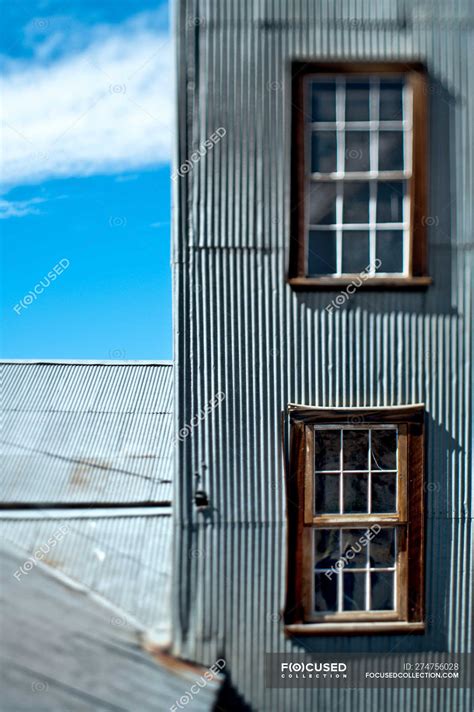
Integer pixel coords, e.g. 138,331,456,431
289,62,430,289
284,405,425,635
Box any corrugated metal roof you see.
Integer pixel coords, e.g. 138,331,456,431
0,361,180,709
1,542,220,712
0,512,172,636
0,362,173,503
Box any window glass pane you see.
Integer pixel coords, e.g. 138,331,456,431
376,230,404,273
311,131,337,172
379,131,404,171
308,183,337,225
371,571,394,610
343,429,369,470
314,529,339,568
342,231,369,274
376,181,405,223
343,181,370,223
315,429,341,470
343,474,369,513
345,81,370,121
345,131,370,171
314,572,337,612
315,474,339,515
370,528,396,568
372,472,396,513
342,529,368,568
379,80,404,121
343,572,366,610
308,230,337,275
310,81,336,122
371,429,397,470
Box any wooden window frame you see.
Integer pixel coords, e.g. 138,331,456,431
284,404,425,636
288,61,430,290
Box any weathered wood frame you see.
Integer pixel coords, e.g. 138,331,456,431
288,61,430,290
284,405,425,635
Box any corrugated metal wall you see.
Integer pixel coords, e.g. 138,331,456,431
173,0,473,709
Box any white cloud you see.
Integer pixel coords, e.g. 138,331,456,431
0,197,46,219
1,12,174,188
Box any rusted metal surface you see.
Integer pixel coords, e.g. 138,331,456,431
173,0,473,709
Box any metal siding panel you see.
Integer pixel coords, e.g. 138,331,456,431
174,0,473,708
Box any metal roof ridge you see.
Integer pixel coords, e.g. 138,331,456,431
0,359,174,365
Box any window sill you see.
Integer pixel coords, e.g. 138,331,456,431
287,276,432,291
285,622,425,636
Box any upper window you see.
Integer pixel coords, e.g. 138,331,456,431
289,63,430,289
284,405,425,635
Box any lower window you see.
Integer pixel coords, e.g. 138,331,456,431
311,525,400,620
284,405,425,635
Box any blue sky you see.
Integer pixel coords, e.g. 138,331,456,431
1,0,173,359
